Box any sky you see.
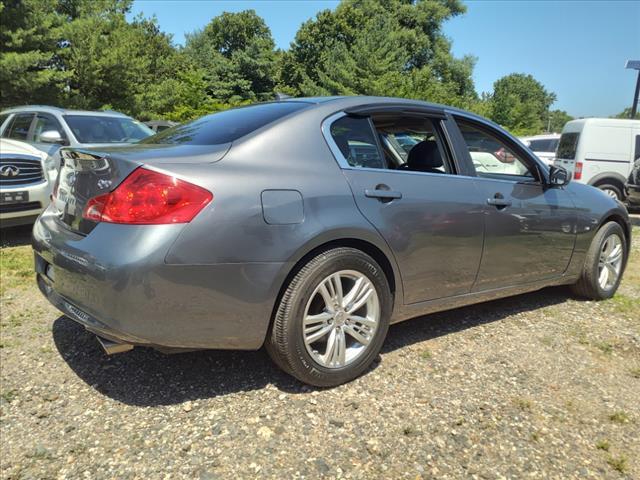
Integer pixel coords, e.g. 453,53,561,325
129,0,640,118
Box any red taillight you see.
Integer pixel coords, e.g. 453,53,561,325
574,161,583,180
82,167,213,224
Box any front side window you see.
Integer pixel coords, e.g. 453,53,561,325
6,113,34,141
329,116,386,169
64,115,153,143
33,114,66,143
457,121,534,179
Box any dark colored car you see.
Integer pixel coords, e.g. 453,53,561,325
32,97,632,386
626,159,640,205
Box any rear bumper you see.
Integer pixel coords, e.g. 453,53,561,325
32,208,287,350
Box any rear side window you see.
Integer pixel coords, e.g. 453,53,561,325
7,113,34,141
0,113,10,131
143,102,310,145
557,132,580,159
329,116,385,169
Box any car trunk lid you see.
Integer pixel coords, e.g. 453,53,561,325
52,144,228,234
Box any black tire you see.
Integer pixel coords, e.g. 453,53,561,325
571,221,628,300
265,247,392,387
596,183,624,202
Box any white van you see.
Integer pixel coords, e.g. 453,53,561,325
554,118,640,200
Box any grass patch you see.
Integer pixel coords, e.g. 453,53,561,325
595,439,610,451
592,340,614,355
513,397,533,412
419,349,432,360
0,246,34,295
0,389,17,403
606,294,640,315
606,455,628,474
608,411,630,424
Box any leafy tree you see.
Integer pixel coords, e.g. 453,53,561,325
0,0,69,108
184,10,276,103
280,0,477,106
489,73,556,135
546,109,573,133
613,107,640,119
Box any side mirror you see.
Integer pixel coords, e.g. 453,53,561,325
39,130,65,145
548,165,570,187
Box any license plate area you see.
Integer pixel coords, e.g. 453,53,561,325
1,191,29,204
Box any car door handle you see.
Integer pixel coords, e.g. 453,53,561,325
487,196,512,208
365,189,403,200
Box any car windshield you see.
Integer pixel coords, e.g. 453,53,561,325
141,102,310,145
64,115,154,144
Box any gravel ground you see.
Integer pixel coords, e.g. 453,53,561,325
1,217,639,479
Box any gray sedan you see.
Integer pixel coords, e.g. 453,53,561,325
32,97,631,386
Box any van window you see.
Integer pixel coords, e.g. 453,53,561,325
635,135,639,161
557,132,580,159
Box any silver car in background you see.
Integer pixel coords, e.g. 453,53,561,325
32,97,631,386
0,139,56,227
0,106,154,166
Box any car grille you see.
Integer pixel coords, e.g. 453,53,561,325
0,157,44,186
0,201,41,213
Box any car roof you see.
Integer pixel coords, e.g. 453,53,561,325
0,105,130,118
565,117,640,128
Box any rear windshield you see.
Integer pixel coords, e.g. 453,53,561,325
528,138,558,153
557,132,580,159
142,102,310,145
65,115,153,143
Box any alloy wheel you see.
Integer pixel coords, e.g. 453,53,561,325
598,234,623,290
302,270,380,369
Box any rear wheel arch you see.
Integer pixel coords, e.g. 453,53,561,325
589,174,627,200
266,237,400,345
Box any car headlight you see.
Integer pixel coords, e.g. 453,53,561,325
44,155,59,182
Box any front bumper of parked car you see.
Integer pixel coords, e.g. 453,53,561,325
32,207,284,351
0,180,51,227
626,183,640,205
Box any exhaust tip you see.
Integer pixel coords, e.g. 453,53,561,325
96,335,133,355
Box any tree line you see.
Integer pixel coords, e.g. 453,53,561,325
1,0,582,134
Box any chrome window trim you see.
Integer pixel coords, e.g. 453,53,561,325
321,111,464,179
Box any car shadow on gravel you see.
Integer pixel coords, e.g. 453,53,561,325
52,286,571,407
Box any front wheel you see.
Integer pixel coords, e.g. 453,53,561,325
571,221,628,300
266,248,392,387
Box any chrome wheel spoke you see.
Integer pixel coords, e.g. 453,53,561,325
324,328,346,367
343,324,370,346
348,314,376,328
345,279,374,314
598,264,610,287
305,323,333,344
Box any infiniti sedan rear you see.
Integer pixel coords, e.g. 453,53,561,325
33,97,631,386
